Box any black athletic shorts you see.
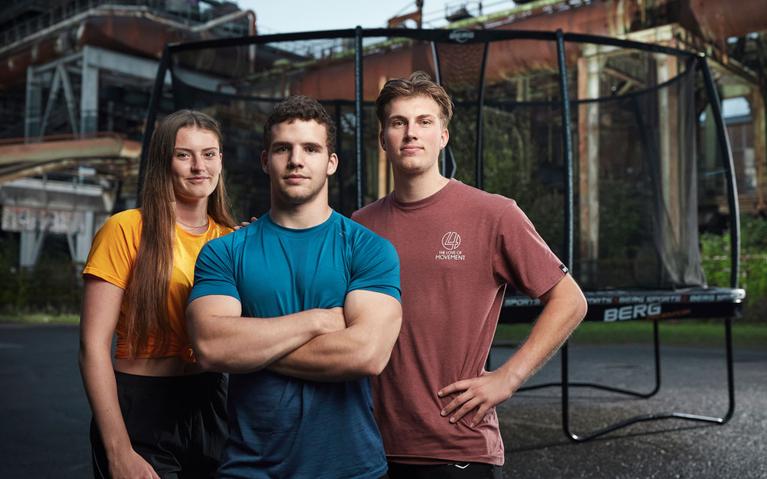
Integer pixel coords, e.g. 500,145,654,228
387,461,503,479
90,371,227,479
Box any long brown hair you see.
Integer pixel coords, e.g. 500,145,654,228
123,110,235,356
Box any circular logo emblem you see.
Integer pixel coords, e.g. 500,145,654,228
441,231,462,250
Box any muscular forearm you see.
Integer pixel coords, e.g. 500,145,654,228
188,307,343,373
498,277,586,390
436,277,585,427
268,322,393,381
270,291,402,382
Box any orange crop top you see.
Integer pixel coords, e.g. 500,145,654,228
82,209,232,361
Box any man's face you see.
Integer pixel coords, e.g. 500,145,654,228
380,95,449,177
261,119,338,206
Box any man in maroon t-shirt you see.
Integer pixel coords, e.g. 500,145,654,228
352,72,588,478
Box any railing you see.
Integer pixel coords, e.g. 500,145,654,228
0,0,245,49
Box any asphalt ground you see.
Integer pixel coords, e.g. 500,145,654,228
1,323,765,478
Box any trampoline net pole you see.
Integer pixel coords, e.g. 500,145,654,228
355,26,364,210
699,56,741,289
138,45,170,204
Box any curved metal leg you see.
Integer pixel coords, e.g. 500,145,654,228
518,320,662,398
558,317,735,442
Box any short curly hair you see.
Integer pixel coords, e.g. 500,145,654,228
263,95,336,154
376,71,454,128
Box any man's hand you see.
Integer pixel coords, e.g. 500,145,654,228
438,369,522,427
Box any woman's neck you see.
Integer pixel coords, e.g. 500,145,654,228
174,199,209,228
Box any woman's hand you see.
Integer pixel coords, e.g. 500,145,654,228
233,216,257,230
108,448,160,479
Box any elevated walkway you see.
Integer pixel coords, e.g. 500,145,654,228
0,134,139,266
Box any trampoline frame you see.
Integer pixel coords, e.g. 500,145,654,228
141,27,743,442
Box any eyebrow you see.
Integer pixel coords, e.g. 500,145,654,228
173,146,219,151
388,114,437,121
271,141,323,149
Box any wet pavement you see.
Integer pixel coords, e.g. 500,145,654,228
491,343,767,478
1,324,765,478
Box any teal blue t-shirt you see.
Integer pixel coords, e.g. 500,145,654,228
189,211,400,479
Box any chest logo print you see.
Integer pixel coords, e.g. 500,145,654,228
441,231,462,250
436,231,465,261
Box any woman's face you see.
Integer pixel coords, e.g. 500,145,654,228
170,126,222,204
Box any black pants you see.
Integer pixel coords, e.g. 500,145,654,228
91,371,227,479
387,461,502,479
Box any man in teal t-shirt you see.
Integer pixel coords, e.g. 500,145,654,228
187,96,402,479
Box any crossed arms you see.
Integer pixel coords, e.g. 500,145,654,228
186,289,402,381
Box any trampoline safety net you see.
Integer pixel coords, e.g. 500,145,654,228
145,29,738,292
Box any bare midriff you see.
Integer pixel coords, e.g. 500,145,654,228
114,356,206,376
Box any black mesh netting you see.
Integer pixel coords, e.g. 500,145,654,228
147,31,733,292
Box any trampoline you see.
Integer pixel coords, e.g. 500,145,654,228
141,27,745,442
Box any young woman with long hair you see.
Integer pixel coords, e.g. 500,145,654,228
79,110,236,478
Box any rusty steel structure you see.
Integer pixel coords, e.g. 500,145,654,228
0,1,255,89
0,0,257,267
1,0,765,191
0,0,765,270
284,0,767,101
0,0,256,169
0,134,141,184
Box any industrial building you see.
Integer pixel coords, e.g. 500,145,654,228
0,0,765,312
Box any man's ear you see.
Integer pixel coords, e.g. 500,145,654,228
326,153,339,176
260,150,269,174
379,129,386,151
440,127,449,149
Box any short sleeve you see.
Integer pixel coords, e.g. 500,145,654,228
82,212,138,289
188,236,241,303
493,201,566,298
348,230,401,301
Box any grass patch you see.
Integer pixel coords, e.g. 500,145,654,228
0,313,80,325
3,315,766,349
495,320,767,349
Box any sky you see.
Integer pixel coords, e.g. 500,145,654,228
236,0,506,33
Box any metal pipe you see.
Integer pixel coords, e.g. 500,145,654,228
699,56,740,289
334,102,344,213
190,9,255,33
430,41,448,176
354,26,364,210
137,45,169,204
555,28,577,442
723,316,735,422
560,342,571,439
556,29,575,271
652,320,662,396
475,42,489,189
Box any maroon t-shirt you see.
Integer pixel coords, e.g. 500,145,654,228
352,179,565,465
